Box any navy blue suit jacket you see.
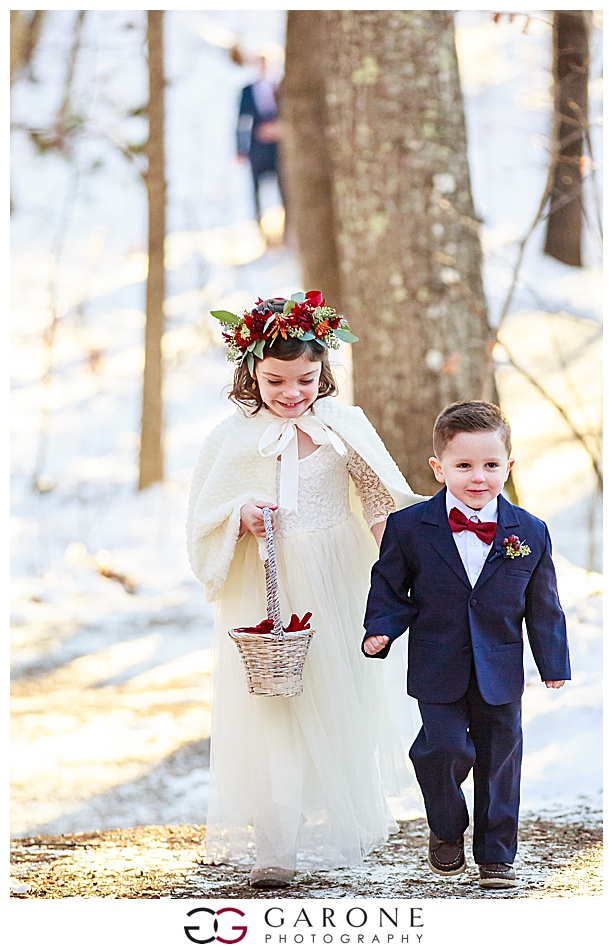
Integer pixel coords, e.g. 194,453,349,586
237,82,279,173
363,488,570,705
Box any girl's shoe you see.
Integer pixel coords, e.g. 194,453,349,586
249,866,295,888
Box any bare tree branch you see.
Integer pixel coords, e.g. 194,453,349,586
496,339,602,492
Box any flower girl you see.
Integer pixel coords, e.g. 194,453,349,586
187,291,423,888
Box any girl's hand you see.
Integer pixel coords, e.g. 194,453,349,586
240,501,278,538
363,634,390,656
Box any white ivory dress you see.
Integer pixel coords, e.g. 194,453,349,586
205,441,421,871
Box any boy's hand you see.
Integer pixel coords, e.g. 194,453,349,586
363,634,390,656
545,680,566,689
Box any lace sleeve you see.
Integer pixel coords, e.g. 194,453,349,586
346,448,395,528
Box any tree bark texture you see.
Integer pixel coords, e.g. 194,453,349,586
323,10,493,493
544,10,589,267
279,11,343,311
139,10,166,490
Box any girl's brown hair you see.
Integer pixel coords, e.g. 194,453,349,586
228,299,338,414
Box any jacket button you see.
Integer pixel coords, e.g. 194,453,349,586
470,598,477,607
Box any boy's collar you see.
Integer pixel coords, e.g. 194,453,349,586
445,489,498,522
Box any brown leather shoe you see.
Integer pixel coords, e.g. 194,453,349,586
478,863,516,888
427,830,466,876
249,866,295,888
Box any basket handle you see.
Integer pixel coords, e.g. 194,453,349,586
263,507,284,640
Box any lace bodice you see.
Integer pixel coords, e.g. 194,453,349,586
275,443,395,538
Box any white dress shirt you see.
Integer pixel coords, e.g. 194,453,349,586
252,78,278,116
445,490,498,587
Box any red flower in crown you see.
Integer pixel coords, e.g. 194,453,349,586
211,290,358,373
304,290,324,308
244,310,269,338
314,319,334,338
222,326,249,352
282,308,312,334
289,293,321,323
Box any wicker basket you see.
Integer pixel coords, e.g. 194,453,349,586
229,507,315,697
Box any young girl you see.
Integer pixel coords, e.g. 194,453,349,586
187,291,423,888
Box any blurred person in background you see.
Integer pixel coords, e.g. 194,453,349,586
236,53,285,227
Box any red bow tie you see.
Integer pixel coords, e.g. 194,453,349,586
448,507,497,545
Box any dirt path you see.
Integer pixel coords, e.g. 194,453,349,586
10,812,602,900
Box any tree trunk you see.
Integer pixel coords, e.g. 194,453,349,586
544,10,589,267
139,10,166,490
10,10,45,84
323,10,493,494
279,11,343,311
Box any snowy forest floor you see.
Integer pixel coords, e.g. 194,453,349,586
10,812,602,900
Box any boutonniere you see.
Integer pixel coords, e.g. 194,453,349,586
488,534,532,563
502,535,531,558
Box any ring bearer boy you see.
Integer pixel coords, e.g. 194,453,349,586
363,401,570,888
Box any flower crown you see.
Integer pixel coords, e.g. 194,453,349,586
211,290,358,375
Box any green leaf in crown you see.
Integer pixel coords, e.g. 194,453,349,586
211,309,241,326
211,291,358,368
334,327,359,344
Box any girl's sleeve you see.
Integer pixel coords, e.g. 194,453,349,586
186,426,260,602
347,447,396,528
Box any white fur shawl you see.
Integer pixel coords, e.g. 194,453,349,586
186,398,425,601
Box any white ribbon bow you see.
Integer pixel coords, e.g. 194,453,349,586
258,414,347,511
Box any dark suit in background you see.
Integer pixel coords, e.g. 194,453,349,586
237,70,283,223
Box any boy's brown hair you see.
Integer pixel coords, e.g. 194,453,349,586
433,401,512,457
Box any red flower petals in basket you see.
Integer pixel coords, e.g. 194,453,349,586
234,612,313,635
234,619,275,635
284,611,313,632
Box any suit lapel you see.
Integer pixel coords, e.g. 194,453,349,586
423,489,471,587
473,495,521,591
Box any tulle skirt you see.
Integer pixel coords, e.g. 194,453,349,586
206,513,422,870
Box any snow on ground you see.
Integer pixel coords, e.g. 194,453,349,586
10,10,602,839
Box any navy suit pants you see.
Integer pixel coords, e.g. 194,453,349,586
409,669,522,865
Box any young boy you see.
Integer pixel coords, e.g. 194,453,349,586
362,401,570,889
